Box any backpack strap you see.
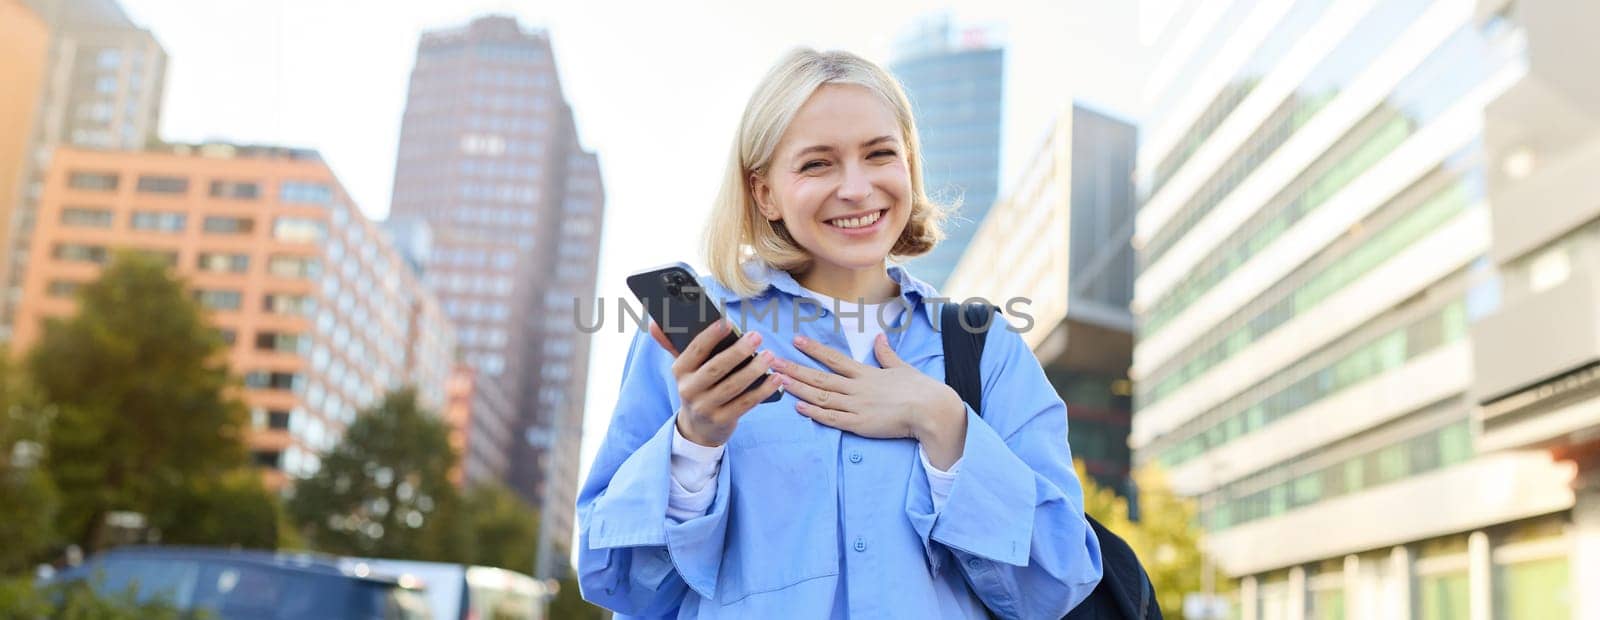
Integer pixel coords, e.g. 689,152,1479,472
940,301,996,417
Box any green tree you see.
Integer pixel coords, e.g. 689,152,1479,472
0,348,58,574
26,252,272,553
1077,461,1209,619
547,571,607,620
1125,466,1205,619
287,387,471,562
1078,460,1134,534
462,482,540,572
153,469,280,549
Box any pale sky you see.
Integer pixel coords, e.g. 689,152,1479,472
116,0,1154,528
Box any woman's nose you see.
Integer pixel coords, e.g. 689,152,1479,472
836,162,874,203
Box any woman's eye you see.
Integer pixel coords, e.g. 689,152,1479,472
870,149,898,159
800,160,828,172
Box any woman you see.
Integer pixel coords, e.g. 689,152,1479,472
577,48,1103,619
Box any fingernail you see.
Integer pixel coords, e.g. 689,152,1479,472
778,374,791,386
794,335,808,346
770,357,786,370
745,331,761,344
759,350,773,362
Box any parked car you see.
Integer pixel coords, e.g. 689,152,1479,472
336,558,550,620
45,546,432,619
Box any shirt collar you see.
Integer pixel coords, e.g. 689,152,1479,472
700,261,944,326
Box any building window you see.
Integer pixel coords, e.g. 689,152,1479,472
543,338,572,357
263,294,315,316
193,289,242,311
267,255,321,278
244,371,300,391
1495,552,1570,618
209,180,260,199
272,217,326,243
129,211,187,233
202,215,254,234
215,328,236,346
136,175,189,194
255,331,306,354
52,243,108,264
280,182,332,204
69,129,111,147
196,252,249,274
478,353,505,375
46,280,81,298
539,387,564,406
267,410,292,430
60,207,114,228
250,450,282,468
67,171,118,191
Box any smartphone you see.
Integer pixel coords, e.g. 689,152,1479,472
626,262,782,404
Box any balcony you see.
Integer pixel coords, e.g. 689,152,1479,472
1473,273,1600,453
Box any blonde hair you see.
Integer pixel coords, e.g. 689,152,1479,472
703,47,948,299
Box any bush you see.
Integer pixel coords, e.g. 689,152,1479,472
0,575,195,619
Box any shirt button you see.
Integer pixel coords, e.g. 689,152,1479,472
854,537,867,552
966,558,982,569
848,451,863,464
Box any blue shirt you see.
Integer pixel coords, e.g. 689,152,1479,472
577,263,1103,619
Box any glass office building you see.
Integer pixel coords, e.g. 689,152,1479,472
1132,0,1594,616
890,16,1004,291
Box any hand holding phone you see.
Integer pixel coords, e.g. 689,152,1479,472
628,263,785,447
651,317,783,447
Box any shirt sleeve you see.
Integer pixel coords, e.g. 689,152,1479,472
668,423,726,521
919,446,961,514
904,323,1104,619
576,327,733,616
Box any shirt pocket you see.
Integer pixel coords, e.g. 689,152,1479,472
716,396,840,605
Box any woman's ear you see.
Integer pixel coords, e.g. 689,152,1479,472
750,173,781,221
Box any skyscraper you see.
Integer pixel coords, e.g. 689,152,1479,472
5,0,167,341
890,15,1004,291
945,103,1138,493
389,15,604,577
1132,0,1583,616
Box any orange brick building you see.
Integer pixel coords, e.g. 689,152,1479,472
14,144,457,489
0,0,49,294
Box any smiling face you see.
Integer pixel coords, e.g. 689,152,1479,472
751,83,913,276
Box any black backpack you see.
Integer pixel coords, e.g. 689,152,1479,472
940,302,1161,620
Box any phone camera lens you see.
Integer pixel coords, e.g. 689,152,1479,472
665,284,681,297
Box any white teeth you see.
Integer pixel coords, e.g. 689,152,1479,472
829,210,882,229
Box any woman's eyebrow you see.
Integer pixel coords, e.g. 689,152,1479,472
793,135,897,158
